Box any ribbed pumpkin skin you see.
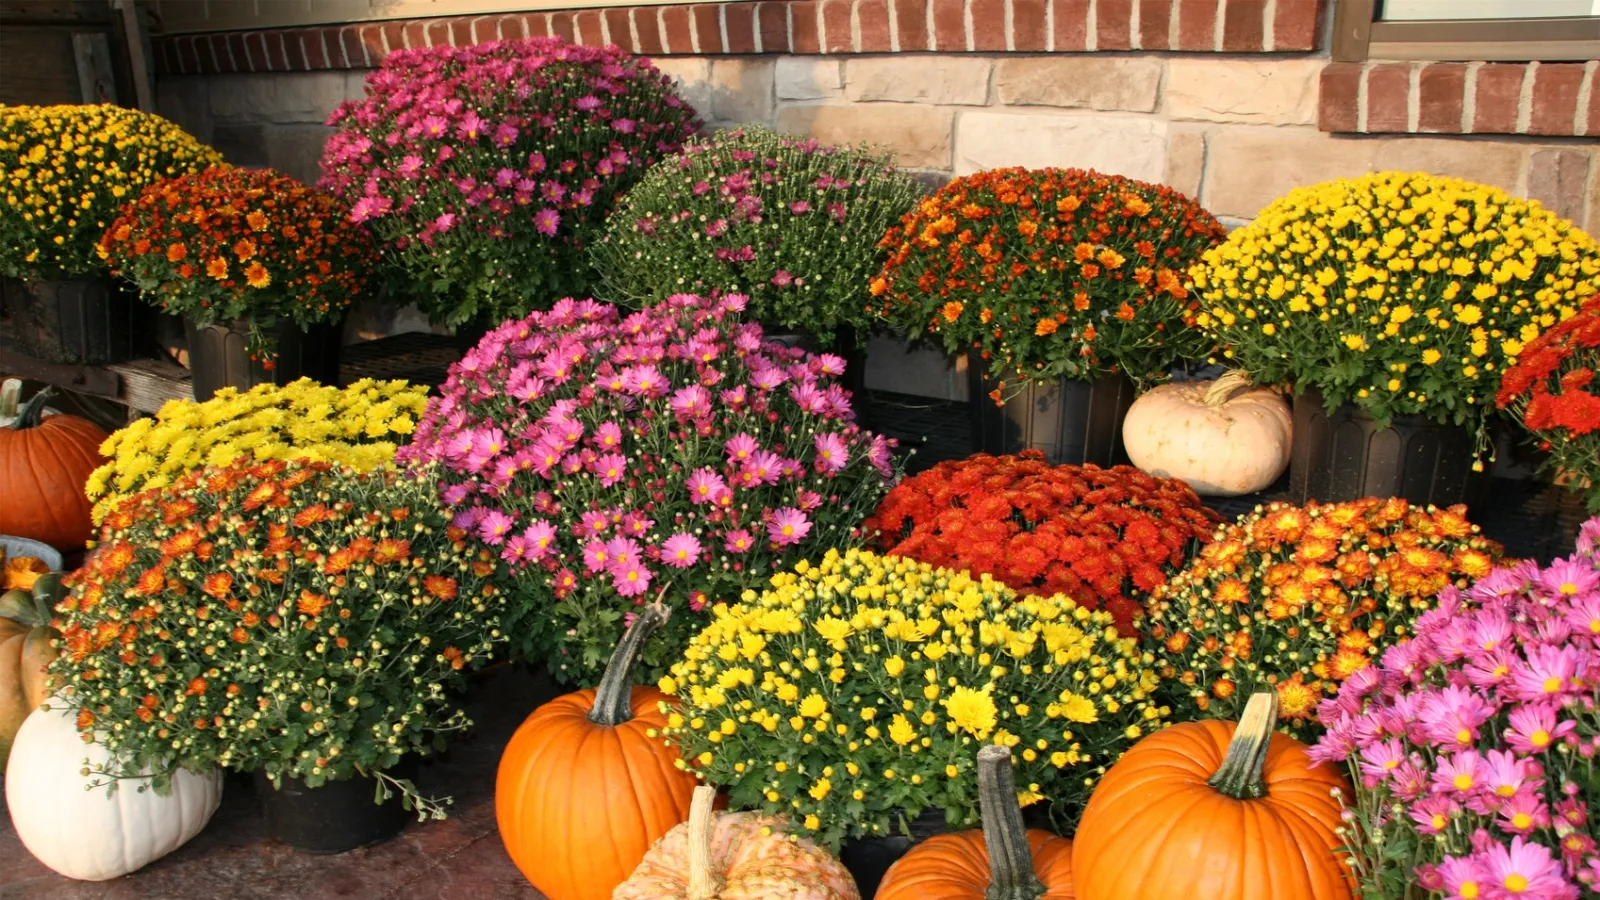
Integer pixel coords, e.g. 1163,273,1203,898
615,809,860,900
1072,719,1351,900
878,829,1075,899
0,411,106,551
495,685,697,900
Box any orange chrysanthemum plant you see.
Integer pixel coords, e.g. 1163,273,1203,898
1143,498,1503,741
872,167,1227,399
98,166,377,362
47,459,507,817
1496,295,1600,513
865,450,1221,633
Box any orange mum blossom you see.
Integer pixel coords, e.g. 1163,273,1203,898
1497,295,1600,513
866,450,1220,633
98,166,377,364
873,167,1226,399
1143,498,1503,741
48,458,507,814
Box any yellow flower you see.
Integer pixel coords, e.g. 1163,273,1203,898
888,714,917,746
798,693,827,718
884,655,906,677
944,686,998,739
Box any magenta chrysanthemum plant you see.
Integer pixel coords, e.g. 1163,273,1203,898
1311,518,1600,900
318,38,700,329
399,293,899,682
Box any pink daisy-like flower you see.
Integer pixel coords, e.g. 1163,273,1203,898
814,433,849,474
743,450,783,486
1409,795,1460,836
1496,790,1551,835
670,384,712,418
610,557,652,597
593,421,623,450
605,536,642,567
622,512,654,536
1481,750,1543,802
1505,704,1575,755
724,529,754,553
476,509,516,546
1477,836,1571,898
1419,685,1497,750
1432,750,1486,797
767,507,812,547
581,539,611,574
500,533,530,564
579,509,612,536
661,533,702,568
1436,854,1488,900
1358,738,1407,784
1538,558,1600,601
687,468,727,505
522,520,558,562
594,452,628,488
1508,645,1587,703
724,433,759,462
622,364,666,397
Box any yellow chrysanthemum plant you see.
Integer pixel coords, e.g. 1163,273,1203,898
86,377,429,523
0,104,223,278
1192,171,1600,457
656,548,1167,850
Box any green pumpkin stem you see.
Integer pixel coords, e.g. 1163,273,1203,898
1207,691,1280,800
587,600,670,727
685,784,721,900
12,387,56,430
977,745,1048,900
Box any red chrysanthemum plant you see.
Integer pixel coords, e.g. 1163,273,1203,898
1497,295,1600,513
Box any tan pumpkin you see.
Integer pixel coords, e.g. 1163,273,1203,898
0,572,65,771
615,784,859,900
1122,371,1292,496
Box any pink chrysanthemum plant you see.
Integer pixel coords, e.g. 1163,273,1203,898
399,292,899,683
318,37,700,330
1311,518,1600,900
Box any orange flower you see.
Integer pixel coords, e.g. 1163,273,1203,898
246,209,269,231
185,677,208,696
206,257,229,280
232,238,257,261
76,709,96,730
423,575,458,601
1097,248,1126,269
166,242,188,262
244,262,271,289
1072,292,1091,312
442,646,465,670
1035,319,1058,336
201,573,233,599
940,301,964,323
97,542,137,576
374,538,411,564
1115,302,1136,321
292,504,332,528
296,589,329,617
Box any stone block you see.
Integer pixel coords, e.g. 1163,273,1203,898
208,72,349,124
776,58,844,101
953,111,1168,181
1165,128,1207,198
652,57,713,120
1527,148,1592,224
210,124,269,170
1201,127,1376,219
154,76,212,144
263,125,334,185
1164,58,1322,125
1380,137,1525,195
776,103,955,169
995,57,1162,112
844,56,992,106
710,59,776,125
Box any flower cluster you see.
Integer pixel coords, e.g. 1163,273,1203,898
1497,296,1600,513
86,378,429,524
593,126,926,350
658,548,1166,849
97,167,376,359
872,167,1226,395
1193,172,1600,452
1145,498,1502,740
1312,518,1600,900
0,104,222,278
399,293,897,682
319,38,700,328
864,451,1218,633
51,460,506,810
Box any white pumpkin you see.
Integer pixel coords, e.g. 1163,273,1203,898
1123,371,1293,496
6,696,223,880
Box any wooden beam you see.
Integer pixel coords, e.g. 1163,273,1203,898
112,0,152,111
104,358,192,413
0,347,122,399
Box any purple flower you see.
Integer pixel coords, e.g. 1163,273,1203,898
767,508,811,547
661,533,702,569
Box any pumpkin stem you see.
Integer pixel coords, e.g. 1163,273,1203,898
0,379,20,419
1206,691,1280,800
12,386,55,430
978,745,1048,900
587,599,670,726
1201,370,1254,408
685,784,722,900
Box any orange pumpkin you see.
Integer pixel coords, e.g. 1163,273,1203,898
495,603,698,900
0,388,106,552
1072,692,1352,900
878,745,1074,900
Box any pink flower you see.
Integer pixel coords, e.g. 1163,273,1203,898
522,520,558,562
593,421,623,449
743,450,783,486
534,207,560,236
582,539,611,574
476,509,516,546
1505,704,1575,755
433,212,457,233
814,433,849,474
622,364,666,397
1419,685,1497,750
622,511,654,536
579,509,612,536
724,433,759,462
605,536,642,567
767,508,811,547
593,452,627,487
1477,836,1571,898
500,533,530,564
1410,795,1460,835
1481,750,1542,803
1358,738,1407,783
724,529,754,553
1508,645,1587,702
610,557,652,597
1437,854,1487,900
1538,558,1600,601
661,533,702,568
1433,750,1485,797
1496,791,1550,835
687,468,727,505
670,384,711,418
770,270,794,287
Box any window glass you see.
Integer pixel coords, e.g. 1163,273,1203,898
1381,0,1600,20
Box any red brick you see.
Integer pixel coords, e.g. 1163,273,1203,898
792,0,820,52
1473,63,1527,133
894,0,930,50
932,0,965,50
285,32,310,69
604,8,634,49
1589,69,1600,137
971,0,1005,49
399,21,424,49
1096,0,1132,49
1008,0,1045,50
1137,0,1171,49
449,18,474,47
493,14,524,40
207,34,233,71
663,5,694,52
1365,63,1410,132
858,0,892,51
173,36,197,74
1317,61,1361,133
151,38,172,74
341,26,368,66
242,32,265,69
1530,63,1585,136
757,2,790,52
524,13,552,38
221,32,245,69
1176,0,1217,49
549,12,575,42
635,8,665,53
1417,63,1466,133
725,2,757,53
300,30,328,68
468,16,494,44
1053,0,1089,49
273,32,294,68
691,4,723,52
1220,0,1265,51
821,0,852,52
1273,0,1322,50
425,19,451,48
570,10,600,45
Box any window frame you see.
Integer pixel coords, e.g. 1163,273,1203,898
1332,0,1600,62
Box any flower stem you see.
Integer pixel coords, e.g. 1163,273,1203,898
977,745,1047,900
587,599,669,726
685,784,721,900
1206,691,1279,800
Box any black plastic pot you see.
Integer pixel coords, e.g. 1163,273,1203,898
1289,388,1490,508
0,276,153,364
840,810,950,899
184,315,345,402
254,758,417,854
967,359,1136,466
